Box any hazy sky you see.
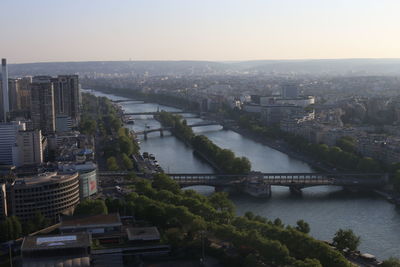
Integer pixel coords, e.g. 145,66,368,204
1,0,400,63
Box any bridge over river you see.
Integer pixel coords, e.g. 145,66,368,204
123,111,188,116
133,121,221,138
99,171,388,197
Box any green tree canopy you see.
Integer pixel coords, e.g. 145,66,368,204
333,229,360,252
152,173,180,194
74,199,108,216
122,153,133,169
106,156,119,171
381,257,400,267
295,219,310,234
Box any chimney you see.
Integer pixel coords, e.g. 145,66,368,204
1,58,9,122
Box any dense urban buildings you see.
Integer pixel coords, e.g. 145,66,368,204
0,58,91,223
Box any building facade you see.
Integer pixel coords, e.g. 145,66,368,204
1,59,9,122
58,162,98,200
15,129,44,166
0,121,26,165
30,77,56,134
7,172,80,221
53,75,80,127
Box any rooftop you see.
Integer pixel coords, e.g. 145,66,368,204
22,232,91,251
61,213,122,229
126,227,160,241
14,171,78,186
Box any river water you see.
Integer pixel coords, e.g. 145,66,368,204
86,89,400,260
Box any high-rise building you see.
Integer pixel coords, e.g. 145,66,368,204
9,78,21,111
19,76,33,111
0,121,26,165
15,129,44,166
30,76,56,134
53,75,81,127
1,58,9,122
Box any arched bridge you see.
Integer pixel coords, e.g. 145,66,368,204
99,171,387,188
166,173,387,188
134,121,221,139
112,99,144,103
123,111,188,116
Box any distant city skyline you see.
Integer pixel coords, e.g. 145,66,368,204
1,0,400,63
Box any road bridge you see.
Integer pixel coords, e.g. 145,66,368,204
134,121,221,139
123,111,188,116
112,99,144,103
166,172,386,187
99,171,388,197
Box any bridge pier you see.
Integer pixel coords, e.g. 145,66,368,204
144,131,148,140
214,185,224,192
289,186,303,195
160,129,164,137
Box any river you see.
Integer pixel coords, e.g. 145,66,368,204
85,89,400,260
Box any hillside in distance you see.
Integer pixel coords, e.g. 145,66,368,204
7,60,227,77
7,58,400,77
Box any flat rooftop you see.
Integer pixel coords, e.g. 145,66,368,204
22,232,91,251
14,171,78,186
61,213,122,229
127,227,160,241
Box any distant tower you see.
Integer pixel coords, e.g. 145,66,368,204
1,58,9,122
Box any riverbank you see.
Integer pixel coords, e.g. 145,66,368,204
222,125,329,172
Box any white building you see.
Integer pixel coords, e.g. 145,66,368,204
0,121,25,165
15,129,44,166
58,162,98,199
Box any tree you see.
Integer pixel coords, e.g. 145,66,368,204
32,211,50,230
122,153,133,169
209,192,235,215
332,229,360,252
356,157,381,173
126,171,137,180
273,218,284,228
165,228,185,248
244,211,255,220
74,199,108,216
119,135,134,156
80,119,97,136
336,136,356,153
152,173,180,194
293,258,322,267
10,216,22,239
381,257,400,267
106,156,119,171
295,219,310,234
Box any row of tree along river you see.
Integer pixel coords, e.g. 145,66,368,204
84,89,400,260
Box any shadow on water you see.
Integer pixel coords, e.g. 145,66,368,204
230,187,381,204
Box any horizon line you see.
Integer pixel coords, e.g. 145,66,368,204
6,57,400,65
